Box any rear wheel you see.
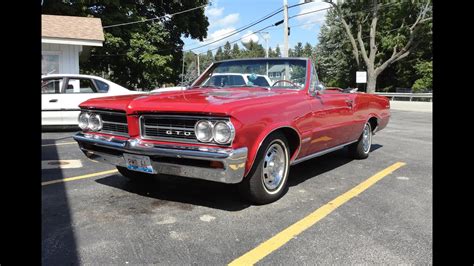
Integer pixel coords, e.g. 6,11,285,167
116,166,154,182
348,122,372,159
238,132,290,204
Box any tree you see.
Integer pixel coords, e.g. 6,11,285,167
275,46,282,57
315,8,358,87
293,42,304,57
241,40,265,58
223,41,232,60
42,0,209,89
231,43,241,59
328,0,432,93
302,43,313,58
412,61,432,92
215,47,224,61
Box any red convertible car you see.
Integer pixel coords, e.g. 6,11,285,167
74,58,390,204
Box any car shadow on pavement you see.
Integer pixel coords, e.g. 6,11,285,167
42,140,80,265
95,173,251,212
95,144,382,211
288,144,383,187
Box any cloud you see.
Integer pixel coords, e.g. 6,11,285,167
213,13,240,28
241,30,259,44
205,7,223,17
295,0,332,29
198,27,238,49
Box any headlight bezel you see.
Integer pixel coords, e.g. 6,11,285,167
78,112,90,130
213,121,235,145
88,113,103,131
78,111,103,132
194,119,235,145
194,120,215,143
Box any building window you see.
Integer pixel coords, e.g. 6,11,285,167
42,54,60,75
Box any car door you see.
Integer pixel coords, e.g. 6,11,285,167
58,77,108,125
306,65,354,155
41,77,65,125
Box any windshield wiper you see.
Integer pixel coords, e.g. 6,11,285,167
189,85,223,89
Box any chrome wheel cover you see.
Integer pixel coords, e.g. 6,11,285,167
262,142,287,192
362,123,372,153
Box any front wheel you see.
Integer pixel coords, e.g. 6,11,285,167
348,122,372,159
238,132,290,204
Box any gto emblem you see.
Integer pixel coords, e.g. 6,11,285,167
166,130,192,136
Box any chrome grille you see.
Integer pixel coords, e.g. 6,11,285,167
92,110,129,136
140,114,229,144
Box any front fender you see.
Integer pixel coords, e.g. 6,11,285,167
232,118,301,176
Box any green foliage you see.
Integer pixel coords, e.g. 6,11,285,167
315,1,432,91
412,61,432,92
42,0,209,89
223,41,232,60
241,40,266,58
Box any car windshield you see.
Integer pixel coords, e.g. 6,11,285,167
193,58,307,90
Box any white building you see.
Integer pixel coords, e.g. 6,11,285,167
41,15,104,75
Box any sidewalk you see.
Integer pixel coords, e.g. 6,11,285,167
389,100,432,113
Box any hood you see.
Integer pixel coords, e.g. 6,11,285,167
80,87,301,115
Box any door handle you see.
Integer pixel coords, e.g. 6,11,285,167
345,99,353,108
49,99,58,103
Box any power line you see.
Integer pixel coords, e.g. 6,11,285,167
183,6,283,50
103,3,210,29
184,7,284,52
183,1,316,53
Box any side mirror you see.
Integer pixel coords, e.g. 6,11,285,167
310,84,325,96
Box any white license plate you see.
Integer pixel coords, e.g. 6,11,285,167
123,153,154,173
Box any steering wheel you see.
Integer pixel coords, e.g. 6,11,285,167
272,80,298,88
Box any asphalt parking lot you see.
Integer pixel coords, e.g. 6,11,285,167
42,109,432,265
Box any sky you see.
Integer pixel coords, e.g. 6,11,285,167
181,0,333,55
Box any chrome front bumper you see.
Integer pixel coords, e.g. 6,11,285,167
73,132,248,184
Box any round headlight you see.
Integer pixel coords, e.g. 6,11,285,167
213,121,234,144
195,120,214,142
88,113,103,131
78,112,90,130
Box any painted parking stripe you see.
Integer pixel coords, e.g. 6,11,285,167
42,141,77,147
228,162,406,266
42,169,118,186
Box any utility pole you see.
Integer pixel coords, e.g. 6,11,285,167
283,0,289,57
283,0,290,80
196,53,200,76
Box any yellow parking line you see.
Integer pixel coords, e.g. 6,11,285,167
42,169,118,186
228,162,406,266
42,141,77,147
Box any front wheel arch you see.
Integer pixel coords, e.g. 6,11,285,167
245,126,301,176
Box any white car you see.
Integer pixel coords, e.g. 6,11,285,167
204,73,273,87
42,74,141,126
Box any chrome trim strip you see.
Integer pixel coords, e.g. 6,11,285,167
103,121,128,126
81,109,126,115
291,140,358,165
100,130,129,137
143,125,193,130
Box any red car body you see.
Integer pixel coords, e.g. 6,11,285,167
74,58,390,203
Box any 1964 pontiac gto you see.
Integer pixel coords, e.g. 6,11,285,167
73,58,390,204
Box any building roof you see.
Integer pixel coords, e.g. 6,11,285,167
268,65,286,73
42,15,104,46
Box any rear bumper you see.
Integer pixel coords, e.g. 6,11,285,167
73,132,248,184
